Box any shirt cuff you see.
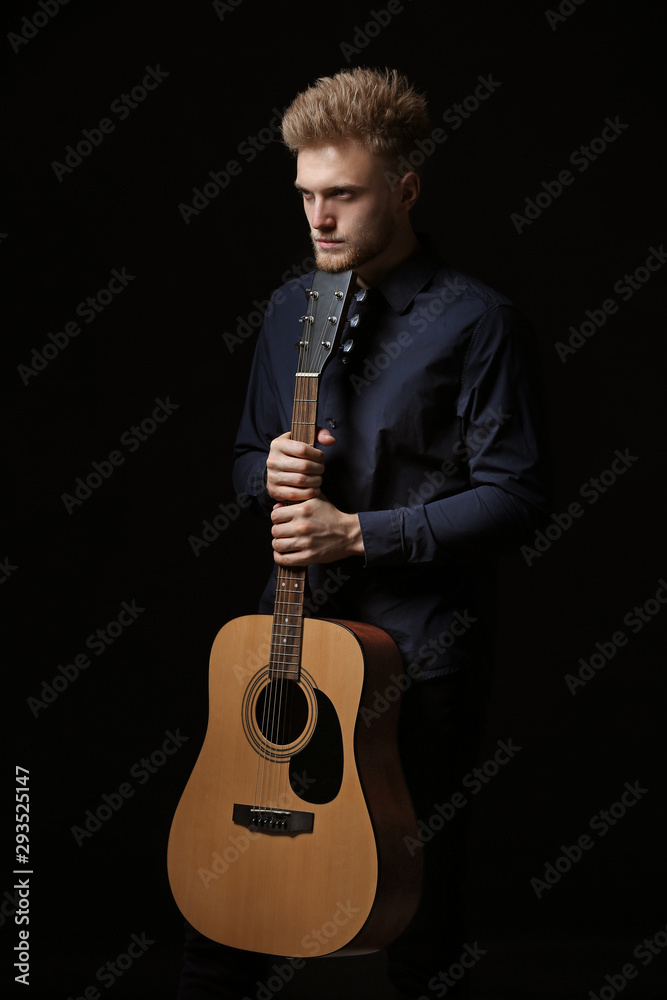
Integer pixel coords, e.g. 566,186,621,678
358,508,405,566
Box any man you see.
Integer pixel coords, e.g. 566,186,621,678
178,68,549,999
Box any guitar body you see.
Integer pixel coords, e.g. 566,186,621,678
167,614,422,958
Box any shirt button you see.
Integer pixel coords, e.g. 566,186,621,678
327,418,336,429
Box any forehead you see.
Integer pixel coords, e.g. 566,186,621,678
295,141,385,189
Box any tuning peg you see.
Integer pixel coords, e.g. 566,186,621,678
340,339,355,363
355,289,368,303
349,314,361,328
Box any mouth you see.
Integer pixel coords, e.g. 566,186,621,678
313,235,344,250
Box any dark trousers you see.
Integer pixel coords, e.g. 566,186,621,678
177,668,486,1000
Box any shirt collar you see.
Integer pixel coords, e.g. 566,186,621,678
375,236,443,314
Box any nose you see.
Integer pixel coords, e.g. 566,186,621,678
310,198,335,232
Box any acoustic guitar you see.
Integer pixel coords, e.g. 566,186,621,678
168,269,421,958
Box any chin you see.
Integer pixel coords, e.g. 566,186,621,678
315,257,352,274
313,245,358,273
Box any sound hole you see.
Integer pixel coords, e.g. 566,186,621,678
255,679,309,747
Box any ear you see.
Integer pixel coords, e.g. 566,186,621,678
398,170,420,211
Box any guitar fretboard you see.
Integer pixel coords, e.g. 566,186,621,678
269,374,318,680
268,272,356,680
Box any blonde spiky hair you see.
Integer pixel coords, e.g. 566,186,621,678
281,67,432,169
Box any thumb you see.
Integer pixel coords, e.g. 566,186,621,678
316,426,336,447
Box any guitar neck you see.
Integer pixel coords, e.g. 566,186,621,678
269,374,319,680
268,270,357,681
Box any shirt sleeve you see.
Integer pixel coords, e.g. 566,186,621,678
358,305,551,566
232,289,288,516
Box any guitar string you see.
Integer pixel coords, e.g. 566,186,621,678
256,374,304,816
277,285,340,816
275,285,338,815
273,315,314,814
253,280,346,824
258,293,315,818
271,286,329,815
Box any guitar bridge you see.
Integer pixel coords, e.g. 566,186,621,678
232,803,314,835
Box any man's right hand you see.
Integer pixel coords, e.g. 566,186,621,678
265,429,335,503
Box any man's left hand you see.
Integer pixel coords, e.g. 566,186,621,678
270,497,364,566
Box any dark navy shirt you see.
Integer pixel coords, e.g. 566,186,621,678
233,240,550,679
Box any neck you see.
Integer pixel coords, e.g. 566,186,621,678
356,227,420,288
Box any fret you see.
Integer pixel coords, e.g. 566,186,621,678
270,269,356,683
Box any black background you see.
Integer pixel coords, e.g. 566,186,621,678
4,1,666,997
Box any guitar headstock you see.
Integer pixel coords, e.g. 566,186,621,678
297,270,357,376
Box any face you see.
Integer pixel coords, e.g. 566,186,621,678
295,142,416,281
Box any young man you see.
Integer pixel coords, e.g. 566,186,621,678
179,68,549,999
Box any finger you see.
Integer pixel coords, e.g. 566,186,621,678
272,433,326,466
271,504,297,524
316,427,336,447
273,547,313,567
267,455,325,483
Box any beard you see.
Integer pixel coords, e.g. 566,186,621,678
310,211,396,274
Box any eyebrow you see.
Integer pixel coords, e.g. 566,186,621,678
294,181,364,194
